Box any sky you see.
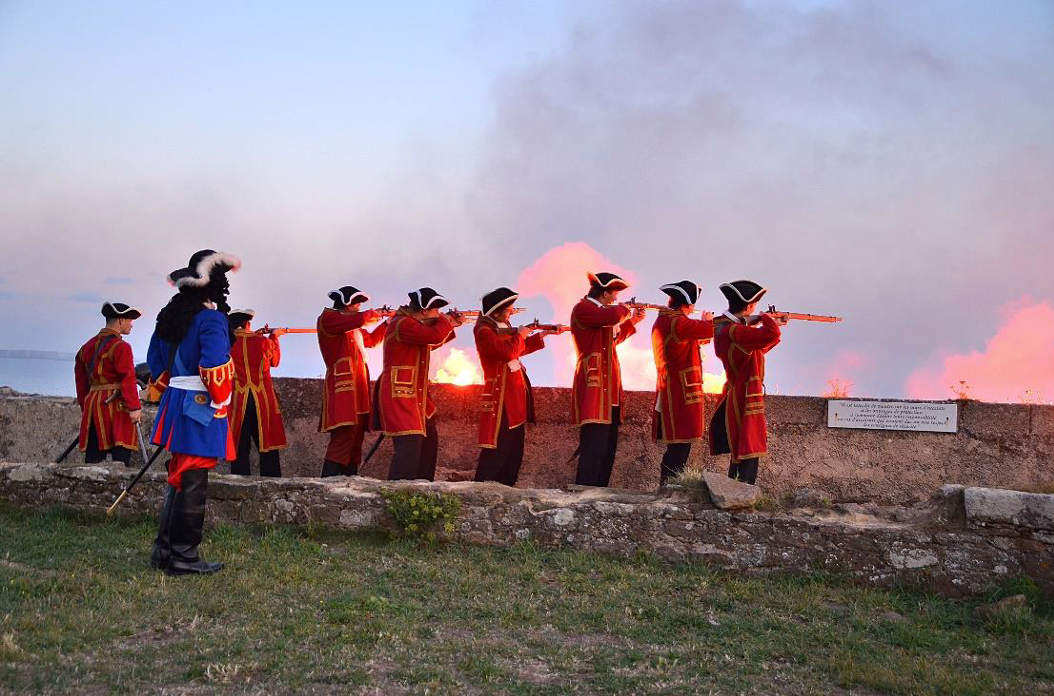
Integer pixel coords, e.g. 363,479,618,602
1,0,1053,402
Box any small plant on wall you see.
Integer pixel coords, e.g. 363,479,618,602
381,489,462,543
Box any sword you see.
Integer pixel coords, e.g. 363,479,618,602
362,434,385,465
106,423,164,516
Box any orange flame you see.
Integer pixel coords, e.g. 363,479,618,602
432,347,483,386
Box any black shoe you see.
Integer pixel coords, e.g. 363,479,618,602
165,559,223,575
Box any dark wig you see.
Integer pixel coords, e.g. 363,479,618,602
154,274,231,343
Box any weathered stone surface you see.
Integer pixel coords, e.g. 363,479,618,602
790,488,830,508
3,461,1054,599
6,385,1054,505
965,487,1054,531
703,472,760,509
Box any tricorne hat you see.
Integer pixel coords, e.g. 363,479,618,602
481,287,519,317
101,302,142,320
660,280,701,306
587,271,629,291
719,280,767,305
329,286,369,307
167,250,241,288
228,308,256,326
409,287,449,310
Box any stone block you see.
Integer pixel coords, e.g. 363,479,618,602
766,396,826,425
5,464,46,482
965,487,1054,531
702,472,760,509
960,401,1030,439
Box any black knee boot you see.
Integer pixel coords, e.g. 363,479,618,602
167,469,223,576
727,461,741,481
150,485,177,570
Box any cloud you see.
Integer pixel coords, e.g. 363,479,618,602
68,291,104,303
104,277,134,285
905,297,1054,403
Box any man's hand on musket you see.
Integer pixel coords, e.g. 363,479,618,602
700,310,714,322
270,327,287,338
629,307,647,324
129,409,143,423
517,325,531,338
445,311,467,327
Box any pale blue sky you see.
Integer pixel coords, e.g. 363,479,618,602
2,1,1053,398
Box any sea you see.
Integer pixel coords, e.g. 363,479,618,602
0,357,77,397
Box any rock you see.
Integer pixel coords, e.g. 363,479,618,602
888,547,938,569
964,487,1054,531
702,472,760,510
880,610,907,623
790,488,830,508
6,464,46,482
973,594,1029,621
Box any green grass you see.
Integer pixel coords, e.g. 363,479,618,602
1,502,1052,695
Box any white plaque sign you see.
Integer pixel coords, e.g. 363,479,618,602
827,399,958,433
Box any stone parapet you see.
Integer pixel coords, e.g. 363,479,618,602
3,383,1054,503
2,462,1051,598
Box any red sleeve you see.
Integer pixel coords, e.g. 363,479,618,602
573,301,631,328
615,319,637,345
74,346,88,409
523,332,546,356
318,309,375,337
363,320,388,348
476,325,526,363
267,335,281,368
114,342,141,411
393,315,456,346
673,316,715,342
729,314,781,352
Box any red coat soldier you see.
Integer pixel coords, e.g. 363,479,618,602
228,309,287,477
374,287,462,481
74,302,143,465
474,287,565,486
317,286,388,477
651,281,715,485
709,280,785,485
570,272,645,486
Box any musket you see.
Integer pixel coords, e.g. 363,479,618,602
763,305,841,323
106,435,164,516
448,307,525,320
254,327,317,335
493,318,570,335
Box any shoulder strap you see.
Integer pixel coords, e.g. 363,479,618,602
85,335,117,384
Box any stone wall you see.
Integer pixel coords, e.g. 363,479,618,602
3,382,1052,503
1,461,1051,598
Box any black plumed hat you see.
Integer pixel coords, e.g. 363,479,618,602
660,280,701,306
101,302,142,320
481,287,519,317
167,249,241,288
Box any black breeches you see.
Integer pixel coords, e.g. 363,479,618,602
231,394,281,477
84,427,132,465
575,406,621,487
388,418,439,481
475,411,526,487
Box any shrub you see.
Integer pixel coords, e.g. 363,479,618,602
381,489,461,543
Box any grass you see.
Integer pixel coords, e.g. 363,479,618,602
1,502,1052,695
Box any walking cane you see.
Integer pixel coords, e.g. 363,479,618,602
106,423,163,516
